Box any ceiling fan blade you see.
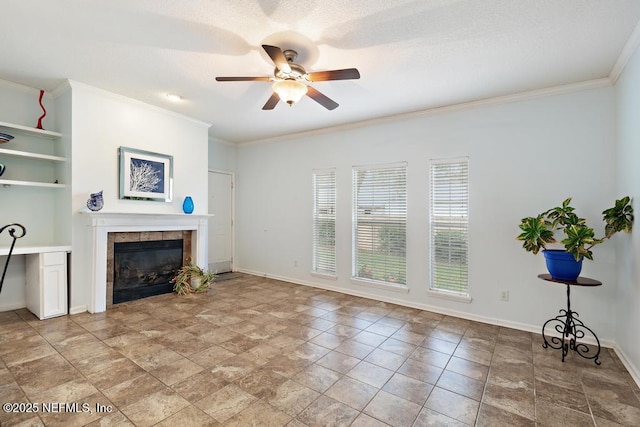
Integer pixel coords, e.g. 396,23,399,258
262,92,280,110
307,68,360,82
306,86,339,110
215,76,271,82
262,45,292,74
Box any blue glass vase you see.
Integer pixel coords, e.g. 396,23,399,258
182,196,194,214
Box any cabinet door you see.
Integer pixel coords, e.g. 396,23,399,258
42,263,67,318
26,252,68,319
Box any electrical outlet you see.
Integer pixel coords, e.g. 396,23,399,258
500,291,509,302
293,260,298,267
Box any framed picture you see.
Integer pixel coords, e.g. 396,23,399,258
119,147,173,202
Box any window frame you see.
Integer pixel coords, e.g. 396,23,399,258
312,168,337,279
351,161,408,292
428,157,471,303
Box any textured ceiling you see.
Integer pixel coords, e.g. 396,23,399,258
1,0,639,143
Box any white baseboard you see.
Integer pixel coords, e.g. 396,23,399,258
0,302,26,312
69,305,87,315
613,345,640,388
0,303,87,317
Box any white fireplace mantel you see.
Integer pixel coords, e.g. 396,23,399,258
83,212,211,313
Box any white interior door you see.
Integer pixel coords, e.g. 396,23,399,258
208,171,233,273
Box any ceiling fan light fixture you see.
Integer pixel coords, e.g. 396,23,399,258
272,79,307,106
216,44,359,110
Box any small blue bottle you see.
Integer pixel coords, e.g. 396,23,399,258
182,196,194,214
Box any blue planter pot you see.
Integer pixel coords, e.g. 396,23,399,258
182,196,194,214
542,249,583,281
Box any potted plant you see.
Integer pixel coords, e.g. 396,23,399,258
171,263,216,295
517,197,633,280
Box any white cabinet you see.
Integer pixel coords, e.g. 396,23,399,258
25,251,68,319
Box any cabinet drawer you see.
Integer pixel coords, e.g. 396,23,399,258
42,251,66,266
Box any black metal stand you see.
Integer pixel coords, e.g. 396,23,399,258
1,223,27,295
538,274,602,365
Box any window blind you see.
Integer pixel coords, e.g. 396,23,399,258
430,158,469,295
352,163,407,286
312,169,336,275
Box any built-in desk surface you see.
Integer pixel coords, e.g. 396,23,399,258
0,245,72,256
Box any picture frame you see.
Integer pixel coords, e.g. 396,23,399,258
119,147,173,202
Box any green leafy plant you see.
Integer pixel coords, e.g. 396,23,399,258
517,197,633,261
171,263,216,296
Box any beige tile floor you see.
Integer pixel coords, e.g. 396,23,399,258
1,274,639,426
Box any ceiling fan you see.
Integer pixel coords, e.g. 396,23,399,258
215,44,360,110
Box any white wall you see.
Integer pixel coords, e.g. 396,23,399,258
208,136,237,173
0,255,26,311
67,81,210,313
0,80,56,129
235,86,620,343
614,41,640,383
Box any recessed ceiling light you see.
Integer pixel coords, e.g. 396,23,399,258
166,93,183,102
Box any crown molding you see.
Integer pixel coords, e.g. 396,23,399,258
610,19,640,83
208,136,236,147
50,80,72,98
0,78,42,95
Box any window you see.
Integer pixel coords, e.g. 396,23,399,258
352,162,407,287
429,157,469,297
312,169,336,276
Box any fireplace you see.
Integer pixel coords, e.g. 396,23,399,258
113,239,183,304
84,212,209,313
106,230,192,306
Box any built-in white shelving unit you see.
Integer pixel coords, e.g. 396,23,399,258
0,116,71,252
0,120,66,188
0,88,72,318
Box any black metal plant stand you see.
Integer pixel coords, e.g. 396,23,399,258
538,274,602,365
0,223,27,295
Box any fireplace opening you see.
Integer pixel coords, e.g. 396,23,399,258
113,238,183,304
